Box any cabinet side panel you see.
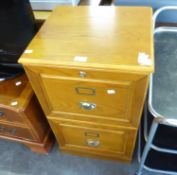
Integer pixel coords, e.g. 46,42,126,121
24,66,52,115
25,94,50,141
131,76,149,127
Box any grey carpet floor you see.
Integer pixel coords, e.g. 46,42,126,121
0,139,164,175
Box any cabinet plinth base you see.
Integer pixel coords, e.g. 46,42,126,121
59,147,132,163
24,130,55,154
0,130,54,154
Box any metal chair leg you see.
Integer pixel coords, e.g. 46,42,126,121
136,119,159,175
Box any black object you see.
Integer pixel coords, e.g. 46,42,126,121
0,0,37,80
0,63,24,80
140,110,177,172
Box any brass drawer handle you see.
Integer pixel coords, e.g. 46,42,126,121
85,131,99,138
0,126,16,135
86,139,100,147
75,87,96,96
80,101,96,110
0,111,4,117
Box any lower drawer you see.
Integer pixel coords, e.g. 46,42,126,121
0,107,24,124
49,118,137,161
0,122,36,141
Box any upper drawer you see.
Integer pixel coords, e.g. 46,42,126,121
26,66,149,127
41,74,134,126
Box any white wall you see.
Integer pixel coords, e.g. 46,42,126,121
30,0,80,10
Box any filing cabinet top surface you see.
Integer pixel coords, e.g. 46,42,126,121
19,6,154,74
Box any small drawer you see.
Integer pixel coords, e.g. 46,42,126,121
32,66,144,82
49,118,136,160
0,122,36,141
0,107,24,124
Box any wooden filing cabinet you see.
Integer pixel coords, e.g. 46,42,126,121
0,74,54,153
19,6,154,162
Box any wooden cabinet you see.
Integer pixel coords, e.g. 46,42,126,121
0,74,54,154
19,6,154,162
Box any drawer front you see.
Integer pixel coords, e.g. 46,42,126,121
42,75,134,125
49,118,136,160
0,123,36,141
0,107,24,124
